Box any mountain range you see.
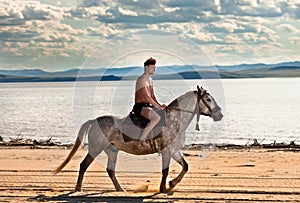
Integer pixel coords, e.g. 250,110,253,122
0,61,300,82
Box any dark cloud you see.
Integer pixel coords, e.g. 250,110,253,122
80,0,107,7
164,0,218,10
291,5,300,19
117,0,160,9
0,31,38,42
0,17,25,26
70,7,88,18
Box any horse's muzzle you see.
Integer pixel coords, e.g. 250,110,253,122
212,109,223,121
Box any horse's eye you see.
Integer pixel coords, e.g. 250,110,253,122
206,98,211,102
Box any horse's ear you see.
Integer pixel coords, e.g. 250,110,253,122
197,85,204,95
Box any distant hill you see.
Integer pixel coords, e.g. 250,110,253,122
0,69,49,77
269,66,300,71
0,61,300,82
0,75,121,82
216,61,300,72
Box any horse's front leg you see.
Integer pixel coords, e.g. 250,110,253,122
160,149,171,193
169,151,188,190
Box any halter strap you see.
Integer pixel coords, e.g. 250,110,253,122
167,91,220,131
195,93,201,131
167,91,203,131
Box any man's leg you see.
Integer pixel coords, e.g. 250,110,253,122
139,107,161,147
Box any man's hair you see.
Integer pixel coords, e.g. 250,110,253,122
144,57,156,67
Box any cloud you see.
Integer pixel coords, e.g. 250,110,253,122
118,7,138,16
0,1,94,69
203,20,244,33
219,0,284,17
276,24,298,33
290,37,300,45
0,0,300,70
0,1,68,21
74,0,221,25
164,0,218,9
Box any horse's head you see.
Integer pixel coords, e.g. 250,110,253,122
196,85,223,121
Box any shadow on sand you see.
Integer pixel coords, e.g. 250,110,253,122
28,191,170,203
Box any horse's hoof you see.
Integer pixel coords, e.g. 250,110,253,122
74,187,82,192
159,187,168,193
169,181,175,190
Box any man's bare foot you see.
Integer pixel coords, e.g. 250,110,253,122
139,140,150,149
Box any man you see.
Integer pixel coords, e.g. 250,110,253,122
132,57,166,148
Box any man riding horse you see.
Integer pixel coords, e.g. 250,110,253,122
53,61,223,193
132,57,166,149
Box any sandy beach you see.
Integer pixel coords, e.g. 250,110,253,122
1,145,300,203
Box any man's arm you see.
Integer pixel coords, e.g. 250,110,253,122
150,87,160,105
150,83,166,109
138,86,160,107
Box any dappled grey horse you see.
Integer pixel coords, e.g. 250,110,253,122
53,86,223,193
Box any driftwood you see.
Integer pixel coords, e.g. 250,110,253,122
184,139,300,151
262,140,299,149
0,136,73,148
0,137,299,150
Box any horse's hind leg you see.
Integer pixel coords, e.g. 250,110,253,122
75,120,107,191
104,145,125,192
169,151,188,190
75,153,95,191
160,149,171,193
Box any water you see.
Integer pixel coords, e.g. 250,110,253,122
0,78,299,145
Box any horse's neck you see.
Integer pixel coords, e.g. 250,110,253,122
169,91,197,111
168,91,197,131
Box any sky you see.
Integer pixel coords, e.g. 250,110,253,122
0,0,300,71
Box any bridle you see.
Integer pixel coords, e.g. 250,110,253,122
167,90,218,131
199,93,221,116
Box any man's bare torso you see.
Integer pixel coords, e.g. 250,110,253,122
135,74,153,104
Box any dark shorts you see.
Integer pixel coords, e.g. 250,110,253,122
132,103,153,116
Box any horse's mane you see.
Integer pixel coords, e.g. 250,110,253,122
167,90,197,108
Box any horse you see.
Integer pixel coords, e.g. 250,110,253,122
53,85,223,193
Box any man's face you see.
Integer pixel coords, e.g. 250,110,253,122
146,64,156,75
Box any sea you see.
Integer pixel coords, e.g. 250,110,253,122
1,78,300,146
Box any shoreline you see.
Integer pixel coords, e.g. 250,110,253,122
1,136,299,151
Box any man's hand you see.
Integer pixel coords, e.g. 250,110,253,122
158,104,167,110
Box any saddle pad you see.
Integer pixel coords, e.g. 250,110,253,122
118,109,166,142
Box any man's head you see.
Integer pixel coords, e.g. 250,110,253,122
144,57,156,74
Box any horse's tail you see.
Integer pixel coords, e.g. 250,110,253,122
52,120,92,175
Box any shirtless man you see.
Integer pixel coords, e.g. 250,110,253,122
132,57,166,148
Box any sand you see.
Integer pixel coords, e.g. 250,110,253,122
0,146,300,203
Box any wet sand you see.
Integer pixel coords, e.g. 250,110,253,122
0,146,300,202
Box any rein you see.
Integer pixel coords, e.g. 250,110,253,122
166,91,220,131
167,92,204,131
168,106,201,131
167,107,195,114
